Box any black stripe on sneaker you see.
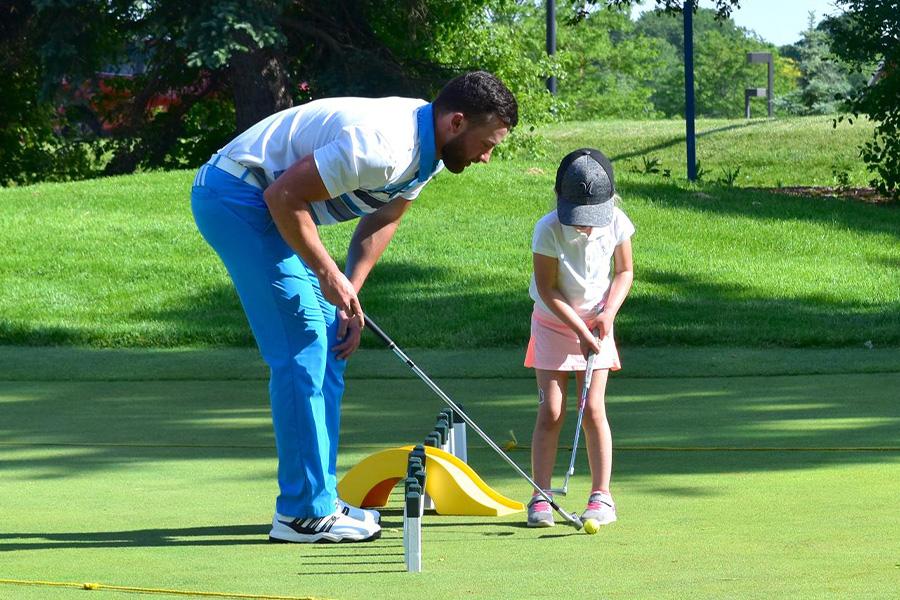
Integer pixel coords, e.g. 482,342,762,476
323,515,338,533
281,516,333,535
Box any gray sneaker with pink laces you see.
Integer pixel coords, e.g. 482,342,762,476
526,495,555,527
581,491,617,525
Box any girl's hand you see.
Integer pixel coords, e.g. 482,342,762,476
593,310,615,340
578,328,601,358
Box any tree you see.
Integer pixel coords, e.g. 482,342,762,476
632,0,741,53
419,1,560,125
781,12,855,115
28,1,231,174
824,0,900,198
14,0,520,178
4,0,759,184
556,4,664,119
586,0,740,21
0,1,98,185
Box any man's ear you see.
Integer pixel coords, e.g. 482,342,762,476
449,112,466,134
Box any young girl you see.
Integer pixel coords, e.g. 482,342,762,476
524,148,634,528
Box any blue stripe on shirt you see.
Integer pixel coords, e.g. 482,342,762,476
353,190,389,210
339,193,369,216
323,198,357,222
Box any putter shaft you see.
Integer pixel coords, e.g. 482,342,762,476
550,350,596,496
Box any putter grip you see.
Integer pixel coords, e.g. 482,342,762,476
364,315,393,347
584,351,596,387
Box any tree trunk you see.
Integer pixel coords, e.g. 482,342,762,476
230,43,293,134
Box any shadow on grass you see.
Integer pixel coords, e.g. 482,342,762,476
0,372,896,557
621,180,900,240
141,259,900,348
0,524,268,552
0,525,406,573
624,268,900,346
134,262,537,348
0,372,897,480
0,284,252,347
0,262,533,347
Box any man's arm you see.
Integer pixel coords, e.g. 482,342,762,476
263,154,364,327
329,196,412,359
345,197,412,291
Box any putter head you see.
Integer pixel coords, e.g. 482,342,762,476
549,469,574,496
568,513,584,530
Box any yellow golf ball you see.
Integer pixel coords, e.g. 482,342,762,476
583,519,600,534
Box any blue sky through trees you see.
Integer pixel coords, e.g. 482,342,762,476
630,0,839,46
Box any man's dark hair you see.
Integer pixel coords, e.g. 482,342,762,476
433,71,518,129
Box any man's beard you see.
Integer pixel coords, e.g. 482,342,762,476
440,134,471,174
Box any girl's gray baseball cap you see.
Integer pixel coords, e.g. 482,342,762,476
555,148,615,227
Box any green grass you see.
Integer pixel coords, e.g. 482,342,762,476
0,116,897,348
1,348,898,599
2,117,897,598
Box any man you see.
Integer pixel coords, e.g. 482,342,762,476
191,71,517,543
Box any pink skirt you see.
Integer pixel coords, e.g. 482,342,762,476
524,309,621,372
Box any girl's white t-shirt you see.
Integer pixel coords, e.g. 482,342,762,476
529,207,635,322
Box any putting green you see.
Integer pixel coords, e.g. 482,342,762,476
1,349,898,599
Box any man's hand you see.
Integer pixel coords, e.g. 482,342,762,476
320,269,364,330
332,308,363,359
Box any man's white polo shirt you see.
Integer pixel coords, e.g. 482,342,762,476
218,97,443,225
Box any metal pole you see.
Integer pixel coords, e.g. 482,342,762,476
683,0,697,181
546,0,557,94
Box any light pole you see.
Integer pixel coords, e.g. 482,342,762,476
546,0,557,94
683,0,697,181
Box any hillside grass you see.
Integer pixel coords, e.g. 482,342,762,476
0,116,897,348
537,116,875,187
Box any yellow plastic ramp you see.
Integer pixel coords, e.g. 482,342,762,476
337,445,525,517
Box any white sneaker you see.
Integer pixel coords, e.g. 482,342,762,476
336,498,381,525
269,509,381,543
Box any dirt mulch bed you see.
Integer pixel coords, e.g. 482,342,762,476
758,186,896,205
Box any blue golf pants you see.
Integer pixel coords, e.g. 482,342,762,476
191,163,345,518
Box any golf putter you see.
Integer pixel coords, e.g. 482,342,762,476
365,315,584,530
550,348,597,496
